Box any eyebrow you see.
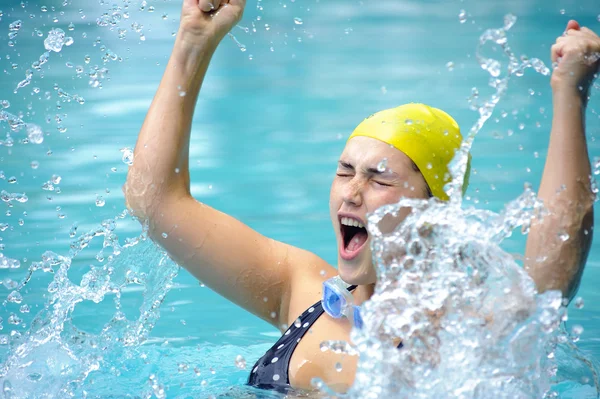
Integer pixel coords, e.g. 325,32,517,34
338,160,399,178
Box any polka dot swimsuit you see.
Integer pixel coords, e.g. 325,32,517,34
246,285,357,393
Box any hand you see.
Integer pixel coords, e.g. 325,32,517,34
179,0,246,46
551,20,600,97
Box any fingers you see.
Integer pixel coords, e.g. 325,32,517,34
565,19,580,32
565,29,584,36
551,42,563,64
198,0,220,12
198,0,212,12
580,27,600,40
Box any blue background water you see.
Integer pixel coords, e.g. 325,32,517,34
1,0,600,397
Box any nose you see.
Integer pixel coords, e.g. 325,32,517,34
342,178,363,207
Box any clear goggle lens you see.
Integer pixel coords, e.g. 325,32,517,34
322,276,363,328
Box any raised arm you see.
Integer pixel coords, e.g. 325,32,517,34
122,0,325,328
525,20,599,301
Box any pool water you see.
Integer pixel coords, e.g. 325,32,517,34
1,0,600,397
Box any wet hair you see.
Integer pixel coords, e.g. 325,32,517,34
410,160,433,198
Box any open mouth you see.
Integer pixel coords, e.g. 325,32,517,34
340,216,369,260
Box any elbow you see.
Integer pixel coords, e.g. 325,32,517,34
122,169,160,222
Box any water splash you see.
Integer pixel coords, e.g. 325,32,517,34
0,216,180,398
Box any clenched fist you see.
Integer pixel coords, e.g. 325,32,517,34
551,20,600,97
178,0,246,46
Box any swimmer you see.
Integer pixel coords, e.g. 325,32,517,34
123,0,600,393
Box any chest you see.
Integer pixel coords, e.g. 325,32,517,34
286,301,358,392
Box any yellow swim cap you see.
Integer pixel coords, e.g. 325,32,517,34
348,103,471,201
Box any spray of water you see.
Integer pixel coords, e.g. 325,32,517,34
0,214,180,398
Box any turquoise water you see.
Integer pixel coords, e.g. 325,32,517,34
1,0,600,397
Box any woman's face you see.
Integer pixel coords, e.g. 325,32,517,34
329,136,430,285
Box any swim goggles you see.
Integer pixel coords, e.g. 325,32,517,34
321,276,364,329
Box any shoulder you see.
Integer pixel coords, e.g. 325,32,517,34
279,246,338,330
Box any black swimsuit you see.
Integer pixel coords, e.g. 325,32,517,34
246,285,358,392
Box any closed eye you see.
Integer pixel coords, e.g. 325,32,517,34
373,180,392,187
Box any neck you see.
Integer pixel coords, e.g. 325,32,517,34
353,283,376,306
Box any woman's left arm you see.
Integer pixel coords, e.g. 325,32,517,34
525,20,600,302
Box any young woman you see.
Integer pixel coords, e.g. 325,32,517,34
123,0,599,393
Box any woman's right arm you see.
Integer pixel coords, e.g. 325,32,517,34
123,0,329,328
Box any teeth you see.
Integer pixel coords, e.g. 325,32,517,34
341,217,364,229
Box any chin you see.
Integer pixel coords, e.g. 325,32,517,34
337,259,376,286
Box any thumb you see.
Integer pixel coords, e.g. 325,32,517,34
565,19,580,32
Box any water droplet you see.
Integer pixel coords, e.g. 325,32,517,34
121,147,134,166
319,340,358,355
161,232,168,238
235,355,246,369
178,362,188,373
446,61,454,71
95,195,105,207
44,28,69,52
8,313,22,325
593,157,600,175
335,362,343,372
8,20,22,40
293,17,303,25
377,158,388,172
294,318,302,328
405,119,413,125
574,297,584,309
458,10,467,24
26,123,44,144
558,231,569,242
571,324,583,341
559,9,565,15
503,14,517,30
7,291,22,304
